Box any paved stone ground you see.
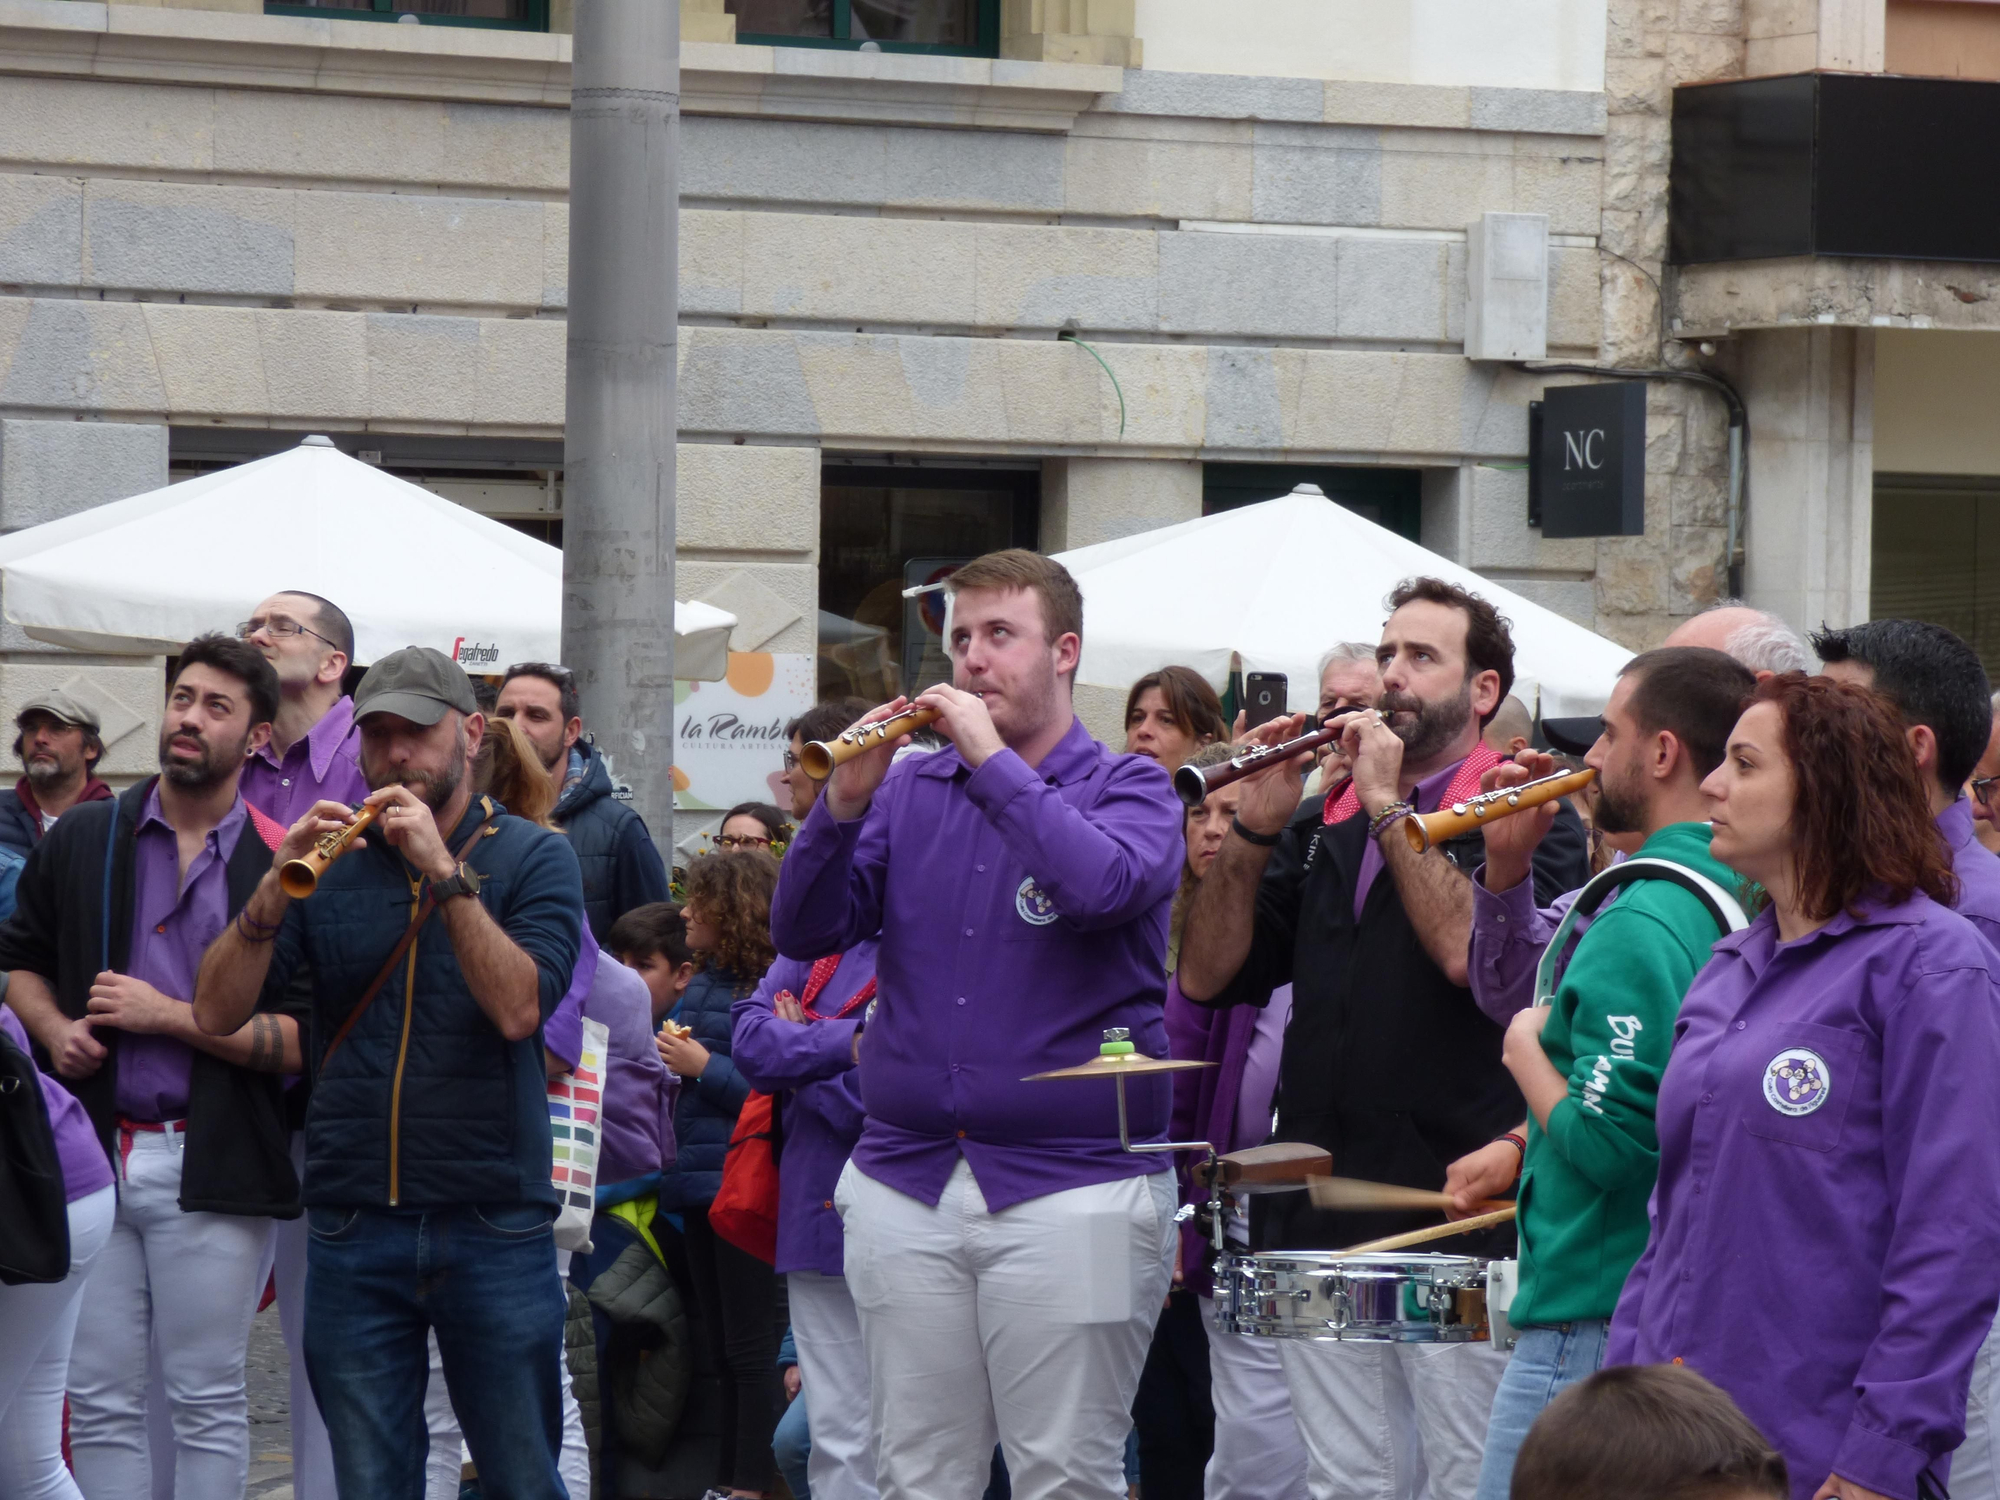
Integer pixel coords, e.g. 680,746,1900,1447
247,1304,295,1499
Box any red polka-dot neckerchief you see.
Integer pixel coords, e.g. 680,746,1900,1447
1321,742,1504,827
793,952,875,1022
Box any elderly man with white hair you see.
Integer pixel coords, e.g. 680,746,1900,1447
1659,599,1812,677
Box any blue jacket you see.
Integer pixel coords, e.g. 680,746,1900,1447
263,796,584,1210
555,742,670,942
657,965,753,1211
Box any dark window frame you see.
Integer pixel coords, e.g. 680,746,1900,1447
265,1,550,31
1203,461,1425,543
736,0,1000,57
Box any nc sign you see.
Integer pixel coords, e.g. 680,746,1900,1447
1535,380,1646,538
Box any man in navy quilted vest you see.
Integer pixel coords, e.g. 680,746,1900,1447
196,645,584,1500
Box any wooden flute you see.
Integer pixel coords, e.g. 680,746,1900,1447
278,802,383,898
797,705,944,779
1400,766,1596,853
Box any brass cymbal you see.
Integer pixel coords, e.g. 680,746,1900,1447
1023,1054,1216,1081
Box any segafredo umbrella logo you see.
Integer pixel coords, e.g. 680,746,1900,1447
451,637,500,667
1763,1048,1830,1116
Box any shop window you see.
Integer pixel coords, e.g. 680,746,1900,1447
818,464,1038,702
1203,462,1424,542
1872,478,2000,678
266,0,549,30
728,0,998,55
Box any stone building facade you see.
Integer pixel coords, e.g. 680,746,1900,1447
3,0,1996,849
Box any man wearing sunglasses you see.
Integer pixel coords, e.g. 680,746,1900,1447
238,593,367,828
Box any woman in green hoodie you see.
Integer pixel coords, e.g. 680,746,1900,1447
1449,647,1758,1500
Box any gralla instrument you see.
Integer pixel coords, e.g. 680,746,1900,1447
278,802,382,899
1172,708,1367,808
798,705,944,779
1216,1251,1497,1343
1400,766,1596,853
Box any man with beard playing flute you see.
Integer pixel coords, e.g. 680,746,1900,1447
1177,578,1589,1500
769,549,1185,1500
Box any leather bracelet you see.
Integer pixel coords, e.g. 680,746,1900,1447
1498,1131,1527,1157
1367,801,1415,841
1230,815,1281,848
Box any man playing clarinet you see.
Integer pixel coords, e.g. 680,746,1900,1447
769,549,1185,1500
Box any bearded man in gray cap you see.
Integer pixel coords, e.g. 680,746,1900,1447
0,689,113,856
195,645,585,1500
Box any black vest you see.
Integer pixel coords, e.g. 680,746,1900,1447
1222,791,1589,1253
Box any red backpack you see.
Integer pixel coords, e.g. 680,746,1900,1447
709,956,875,1264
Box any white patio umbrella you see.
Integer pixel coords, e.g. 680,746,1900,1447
1053,487,1633,720
0,435,735,680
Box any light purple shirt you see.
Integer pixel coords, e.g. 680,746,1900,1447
545,925,674,1192
1941,798,2000,955
1470,874,1592,1026
3,1005,112,1203
1232,985,1291,1152
1607,893,2000,1499
732,941,878,1276
769,718,1185,1212
114,787,248,1122
240,695,368,829
1352,758,1471,920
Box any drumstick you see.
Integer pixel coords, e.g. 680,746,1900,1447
1332,1206,1517,1257
1306,1176,1511,1214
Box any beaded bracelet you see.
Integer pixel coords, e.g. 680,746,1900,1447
1366,801,1415,841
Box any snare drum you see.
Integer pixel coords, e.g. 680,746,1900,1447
1216,1251,1491,1343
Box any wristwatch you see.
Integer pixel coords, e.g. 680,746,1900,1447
430,863,483,903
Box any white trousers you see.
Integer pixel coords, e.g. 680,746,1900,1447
1954,1310,2000,1498
275,1136,335,1500
836,1157,1175,1500
1278,1339,1510,1500
0,1185,116,1500
788,1268,879,1500
68,1126,270,1500
1198,1295,1309,1500
423,1257,590,1500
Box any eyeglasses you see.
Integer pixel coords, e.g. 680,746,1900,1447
238,617,338,650
1973,776,2000,807
782,749,804,773
713,833,775,851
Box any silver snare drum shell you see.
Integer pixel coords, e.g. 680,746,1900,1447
1216,1252,1492,1343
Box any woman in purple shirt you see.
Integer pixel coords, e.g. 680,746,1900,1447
0,999,116,1499
1608,674,2000,1500
733,937,880,1500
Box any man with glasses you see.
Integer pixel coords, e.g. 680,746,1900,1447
238,592,367,827
495,662,668,939
235,590,364,1500
1970,693,2000,854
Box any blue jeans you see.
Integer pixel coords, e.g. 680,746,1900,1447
303,1203,568,1500
1472,1319,1610,1500
774,1390,812,1499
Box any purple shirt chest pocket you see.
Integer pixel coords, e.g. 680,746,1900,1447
1736,1020,1869,1154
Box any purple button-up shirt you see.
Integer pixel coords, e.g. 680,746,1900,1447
3,1006,112,1203
770,718,1185,1212
1470,873,1592,1027
114,788,248,1122
1941,798,2000,955
1352,757,1472,920
1607,893,2000,1500
733,940,878,1276
240,696,368,829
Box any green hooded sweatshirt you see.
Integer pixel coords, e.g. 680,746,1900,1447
1508,821,1741,1328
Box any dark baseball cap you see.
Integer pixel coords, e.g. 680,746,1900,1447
1540,716,1604,757
353,647,478,727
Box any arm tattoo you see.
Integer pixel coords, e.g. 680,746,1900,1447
247,1013,281,1073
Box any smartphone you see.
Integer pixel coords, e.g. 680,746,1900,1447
1244,672,1289,731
